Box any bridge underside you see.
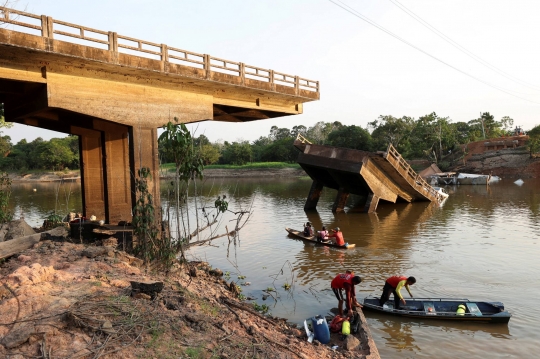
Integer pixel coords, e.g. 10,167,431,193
0,26,318,224
294,141,439,213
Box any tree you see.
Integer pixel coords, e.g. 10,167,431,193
527,124,540,156
199,144,220,165
36,138,77,170
261,137,297,162
0,134,12,158
251,136,272,162
221,141,252,165
369,115,414,153
306,121,343,144
326,125,372,151
269,126,291,141
291,125,308,138
499,116,514,136
0,103,13,129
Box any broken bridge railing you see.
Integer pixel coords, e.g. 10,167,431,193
384,144,446,202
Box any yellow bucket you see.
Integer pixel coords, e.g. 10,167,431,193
456,304,466,316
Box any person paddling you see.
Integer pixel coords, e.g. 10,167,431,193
379,275,416,309
327,227,345,246
331,272,362,316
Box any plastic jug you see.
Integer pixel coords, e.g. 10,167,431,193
342,319,350,335
311,315,330,344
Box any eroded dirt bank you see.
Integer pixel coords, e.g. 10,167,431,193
0,230,378,358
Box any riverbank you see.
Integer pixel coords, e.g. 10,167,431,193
7,167,307,182
0,223,378,358
7,171,81,182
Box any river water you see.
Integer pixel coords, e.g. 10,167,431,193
9,177,540,358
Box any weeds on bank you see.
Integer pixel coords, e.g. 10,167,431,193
0,172,12,223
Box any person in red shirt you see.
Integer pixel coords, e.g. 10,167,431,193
331,272,362,316
327,227,345,246
379,275,416,309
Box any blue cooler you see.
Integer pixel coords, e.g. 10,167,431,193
311,315,330,344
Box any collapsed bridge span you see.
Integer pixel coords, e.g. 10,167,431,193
294,138,445,213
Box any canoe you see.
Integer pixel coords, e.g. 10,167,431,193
362,296,511,323
285,227,356,249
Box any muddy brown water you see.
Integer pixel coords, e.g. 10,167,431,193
9,177,540,358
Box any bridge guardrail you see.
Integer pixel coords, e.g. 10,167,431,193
0,6,319,95
384,144,445,202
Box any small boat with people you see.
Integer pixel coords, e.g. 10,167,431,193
285,227,356,249
362,296,511,323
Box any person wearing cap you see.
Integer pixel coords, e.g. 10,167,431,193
379,275,416,309
327,227,345,246
331,272,363,316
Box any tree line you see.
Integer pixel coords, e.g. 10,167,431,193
0,108,538,171
174,112,527,168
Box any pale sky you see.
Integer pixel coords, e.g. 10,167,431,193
3,0,540,144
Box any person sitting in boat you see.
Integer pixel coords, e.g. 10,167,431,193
331,272,363,317
379,275,416,309
327,227,345,246
317,226,329,242
303,222,314,236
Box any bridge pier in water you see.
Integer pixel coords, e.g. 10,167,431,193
332,187,350,213
304,180,324,210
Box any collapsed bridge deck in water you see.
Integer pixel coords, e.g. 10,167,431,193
294,139,446,213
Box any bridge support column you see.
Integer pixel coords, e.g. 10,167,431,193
363,193,380,213
304,180,324,210
129,126,161,217
332,187,349,213
77,129,106,221
76,122,133,224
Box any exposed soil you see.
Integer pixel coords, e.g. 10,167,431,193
0,234,378,359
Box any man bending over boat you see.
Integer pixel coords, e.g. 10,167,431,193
331,272,362,316
379,275,416,309
327,227,345,246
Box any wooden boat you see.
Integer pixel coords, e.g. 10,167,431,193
362,296,511,323
285,228,356,249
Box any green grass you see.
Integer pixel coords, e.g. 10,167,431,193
160,162,300,171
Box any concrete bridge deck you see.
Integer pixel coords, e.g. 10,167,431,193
294,139,445,212
0,6,319,224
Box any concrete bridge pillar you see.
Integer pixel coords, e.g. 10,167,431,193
363,193,380,213
75,124,160,225
129,126,161,219
304,180,324,210
332,187,350,213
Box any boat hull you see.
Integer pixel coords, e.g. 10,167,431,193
362,297,511,324
285,227,355,249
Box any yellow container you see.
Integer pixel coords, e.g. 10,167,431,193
342,320,350,335
457,304,466,316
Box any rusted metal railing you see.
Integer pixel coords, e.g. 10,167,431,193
384,144,445,202
0,6,319,94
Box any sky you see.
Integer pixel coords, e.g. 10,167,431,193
3,0,540,144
